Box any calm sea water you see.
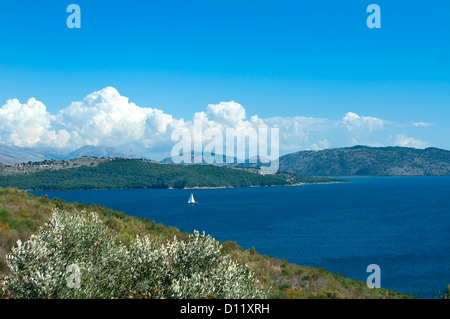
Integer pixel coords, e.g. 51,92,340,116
32,177,450,298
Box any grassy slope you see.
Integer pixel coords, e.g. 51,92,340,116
0,187,412,299
0,158,338,191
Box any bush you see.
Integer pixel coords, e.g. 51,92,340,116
1,209,264,299
441,284,450,299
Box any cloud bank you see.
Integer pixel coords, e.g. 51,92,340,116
0,87,430,159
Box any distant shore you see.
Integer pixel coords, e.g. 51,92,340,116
175,180,348,190
26,180,347,192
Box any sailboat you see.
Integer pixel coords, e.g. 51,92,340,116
188,193,198,205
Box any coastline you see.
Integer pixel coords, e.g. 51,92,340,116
25,180,349,192
182,180,348,189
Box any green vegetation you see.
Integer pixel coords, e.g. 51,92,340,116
2,210,263,299
0,187,416,299
0,158,338,191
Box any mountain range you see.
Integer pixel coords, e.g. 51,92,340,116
161,151,236,166
0,144,137,165
162,146,450,176
278,145,450,176
2,143,450,176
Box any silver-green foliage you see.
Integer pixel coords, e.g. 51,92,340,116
2,209,264,299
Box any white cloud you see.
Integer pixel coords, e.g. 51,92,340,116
394,134,429,149
342,112,384,132
262,116,334,151
411,121,433,127
0,87,428,159
206,101,247,127
55,87,186,150
308,139,330,151
0,98,70,147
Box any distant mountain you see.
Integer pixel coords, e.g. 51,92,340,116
65,145,137,160
161,152,274,169
5,144,449,176
161,151,238,166
0,143,139,165
279,146,450,176
233,156,274,168
0,144,65,165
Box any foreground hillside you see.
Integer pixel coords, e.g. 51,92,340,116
0,187,412,299
0,158,338,191
279,146,450,176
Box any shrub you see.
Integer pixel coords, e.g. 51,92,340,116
2,209,264,299
440,284,450,299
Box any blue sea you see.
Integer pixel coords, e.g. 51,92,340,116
32,176,450,298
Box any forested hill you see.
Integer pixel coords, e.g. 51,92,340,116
279,146,450,177
0,158,337,191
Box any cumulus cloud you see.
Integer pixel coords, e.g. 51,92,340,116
0,98,70,147
342,112,384,132
56,87,185,150
0,87,420,159
394,134,429,149
206,101,247,127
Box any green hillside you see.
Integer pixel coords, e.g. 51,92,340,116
0,158,338,191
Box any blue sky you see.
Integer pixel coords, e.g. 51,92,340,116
0,1,449,158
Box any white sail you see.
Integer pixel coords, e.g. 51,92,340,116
188,193,196,204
